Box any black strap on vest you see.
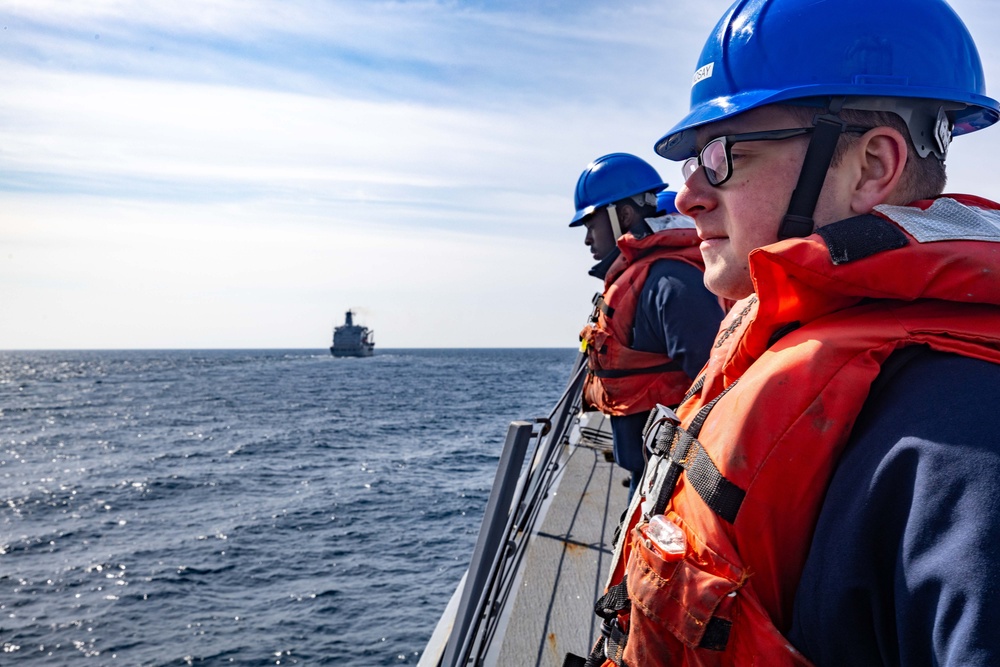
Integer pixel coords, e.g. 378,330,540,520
680,373,705,406
815,213,909,265
646,380,745,522
594,360,683,379
585,578,631,667
595,294,615,319
778,98,847,240
687,382,733,438
587,292,603,324
647,426,694,518
687,445,745,524
649,431,745,524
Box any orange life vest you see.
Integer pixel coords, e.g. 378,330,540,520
595,196,1000,666
580,228,706,416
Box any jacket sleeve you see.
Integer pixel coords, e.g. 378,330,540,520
789,351,1000,667
631,259,723,380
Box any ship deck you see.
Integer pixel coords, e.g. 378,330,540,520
487,436,628,665
418,357,629,667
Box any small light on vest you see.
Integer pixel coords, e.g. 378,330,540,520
645,515,686,557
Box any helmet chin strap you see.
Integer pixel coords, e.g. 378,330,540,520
607,204,625,240
778,97,847,240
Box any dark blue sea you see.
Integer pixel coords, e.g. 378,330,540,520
0,348,578,665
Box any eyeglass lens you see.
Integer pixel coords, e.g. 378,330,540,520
682,137,728,186
701,139,728,185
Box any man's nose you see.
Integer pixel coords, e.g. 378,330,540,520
676,169,714,217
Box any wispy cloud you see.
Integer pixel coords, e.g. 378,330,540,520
1,1,713,103
1,0,711,208
3,0,1000,348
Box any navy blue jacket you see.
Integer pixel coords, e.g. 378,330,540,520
789,351,1000,666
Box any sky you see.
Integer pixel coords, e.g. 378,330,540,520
3,0,1000,350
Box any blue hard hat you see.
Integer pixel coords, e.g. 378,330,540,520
656,190,678,215
569,153,667,227
656,0,1000,161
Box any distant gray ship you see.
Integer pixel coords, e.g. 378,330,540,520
329,310,375,357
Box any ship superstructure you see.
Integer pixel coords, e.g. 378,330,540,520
330,310,375,357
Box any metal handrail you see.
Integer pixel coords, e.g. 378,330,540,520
432,352,589,666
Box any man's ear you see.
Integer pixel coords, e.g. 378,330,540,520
848,127,909,212
617,203,642,233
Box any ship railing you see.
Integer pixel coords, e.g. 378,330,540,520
419,352,589,666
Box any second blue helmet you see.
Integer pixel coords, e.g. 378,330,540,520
569,153,667,227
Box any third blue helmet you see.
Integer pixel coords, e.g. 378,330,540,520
656,190,679,215
569,153,667,227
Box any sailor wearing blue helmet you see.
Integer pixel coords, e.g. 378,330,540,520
587,1,1000,666
570,154,724,501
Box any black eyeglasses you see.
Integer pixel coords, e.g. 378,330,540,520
681,125,871,187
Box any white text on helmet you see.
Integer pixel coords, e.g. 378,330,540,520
692,62,714,87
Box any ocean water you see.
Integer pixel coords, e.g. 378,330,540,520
0,348,578,666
